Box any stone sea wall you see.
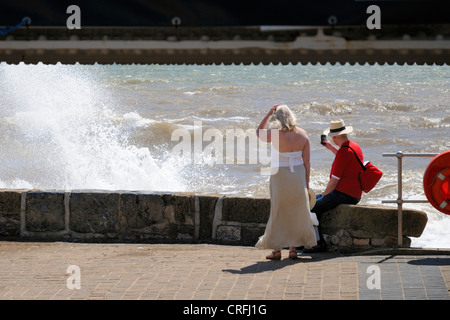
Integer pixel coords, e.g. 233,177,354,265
0,190,428,252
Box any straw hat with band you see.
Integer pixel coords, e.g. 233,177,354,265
308,189,319,226
308,189,316,209
323,119,353,137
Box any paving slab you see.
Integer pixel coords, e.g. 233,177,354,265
0,241,449,302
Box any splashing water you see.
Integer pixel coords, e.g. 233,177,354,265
0,63,186,192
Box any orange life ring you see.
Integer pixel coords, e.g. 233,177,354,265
423,150,450,215
431,168,450,211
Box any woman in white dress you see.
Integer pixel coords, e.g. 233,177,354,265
255,104,317,260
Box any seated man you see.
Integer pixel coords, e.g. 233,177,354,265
305,119,363,253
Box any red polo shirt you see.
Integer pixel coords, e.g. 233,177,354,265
330,140,363,199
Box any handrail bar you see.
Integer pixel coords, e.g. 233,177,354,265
383,153,438,157
382,199,429,204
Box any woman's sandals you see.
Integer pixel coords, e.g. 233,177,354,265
266,250,298,260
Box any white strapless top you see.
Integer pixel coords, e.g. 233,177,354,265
271,144,304,172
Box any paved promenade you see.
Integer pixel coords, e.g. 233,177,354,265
0,241,449,301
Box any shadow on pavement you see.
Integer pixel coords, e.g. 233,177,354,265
222,252,341,274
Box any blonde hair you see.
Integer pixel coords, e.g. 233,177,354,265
272,105,296,132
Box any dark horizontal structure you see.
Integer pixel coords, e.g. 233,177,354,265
1,1,449,65
2,0,448,27
1,25,449,65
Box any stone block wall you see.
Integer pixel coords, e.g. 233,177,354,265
0,190,428,252
0,191,21,237
321,204,428,252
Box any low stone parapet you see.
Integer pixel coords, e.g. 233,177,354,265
320,204,428,252
0,190,428,252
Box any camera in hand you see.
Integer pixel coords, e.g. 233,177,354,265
320,134,327,145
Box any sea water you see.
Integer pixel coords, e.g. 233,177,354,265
0,62,449,248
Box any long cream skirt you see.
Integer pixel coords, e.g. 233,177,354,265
255,165,317,250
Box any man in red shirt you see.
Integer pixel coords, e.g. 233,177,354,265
306,119,363,253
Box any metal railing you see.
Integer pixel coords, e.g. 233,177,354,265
382,151,438,247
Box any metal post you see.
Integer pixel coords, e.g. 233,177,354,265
396,151,403,247
382,151,438,248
